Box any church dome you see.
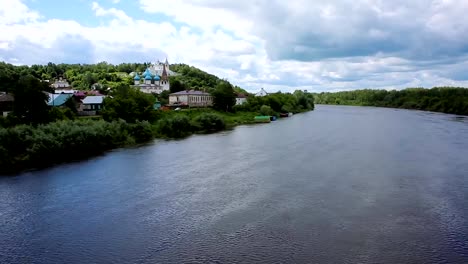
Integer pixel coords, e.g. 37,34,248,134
143,68,152,77
134,73,141,80
145,75,152,80
154,75,161,81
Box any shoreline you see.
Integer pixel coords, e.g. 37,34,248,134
0,110,309,176
315,103,468,117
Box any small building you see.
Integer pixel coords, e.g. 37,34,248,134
0,93,14,117
54,89,78,94
82,96,105,115
169,90,213,107
255,88,269,97
154,101,162,110
51,77,72,90
236,94,247,105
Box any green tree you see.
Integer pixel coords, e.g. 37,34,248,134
212,81,236,112
101,84,156,123
12,75,52,124
260,105,275,116
169,77,186,93
158,90,170,105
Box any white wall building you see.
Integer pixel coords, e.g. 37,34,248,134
255,88,269,97
236,94,247,105
51,78,71,89
169,90,213,107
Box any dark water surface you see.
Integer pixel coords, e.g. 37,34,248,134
1,105,468,263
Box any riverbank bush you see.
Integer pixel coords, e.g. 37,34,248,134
192,113,226,132
0,107,314,174
0,119,147,174
156,115,192,138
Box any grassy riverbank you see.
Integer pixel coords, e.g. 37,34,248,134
0,109,268,175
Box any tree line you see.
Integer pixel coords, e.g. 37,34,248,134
314,87,468,115
238,90,315,115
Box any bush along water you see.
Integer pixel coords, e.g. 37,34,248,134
191,113,226,132
0,119,150,174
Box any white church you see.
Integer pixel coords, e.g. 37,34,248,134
132,58,178,94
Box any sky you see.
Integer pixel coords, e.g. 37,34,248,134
1,0,468,93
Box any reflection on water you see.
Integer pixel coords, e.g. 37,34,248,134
452,116,468,122
1,105,468,264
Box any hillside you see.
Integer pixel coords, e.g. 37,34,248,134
170,63,248,94
0,61,248,94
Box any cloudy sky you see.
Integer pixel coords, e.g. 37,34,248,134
1,0,468,92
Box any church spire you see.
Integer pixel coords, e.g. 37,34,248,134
161,63,168,84
165,57,169,66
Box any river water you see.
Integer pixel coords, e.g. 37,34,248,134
1,105,467,263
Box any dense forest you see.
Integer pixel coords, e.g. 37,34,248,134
314,87,468,115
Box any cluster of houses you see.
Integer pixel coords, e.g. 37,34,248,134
47,91,106,116
1,84,262,117
44,77,106,115
0,58,270,116
0,77,107,117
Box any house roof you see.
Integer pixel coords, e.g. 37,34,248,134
82,96,105,104
74,91,87,97
170,90,211,96
255,88,269,96
88,90,104,96
0,93,14,102
48,94,72,106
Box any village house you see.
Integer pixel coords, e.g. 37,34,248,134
255,88,269,97
236,94,248,105
51,77,71,89
0,93,14,117
169,90,213,107
81,96,105,115
51,77,75,94
47,93,72,107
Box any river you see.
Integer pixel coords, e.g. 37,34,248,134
1,105,468,263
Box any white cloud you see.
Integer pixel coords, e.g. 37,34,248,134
1,0,468,93
0,0,40,25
